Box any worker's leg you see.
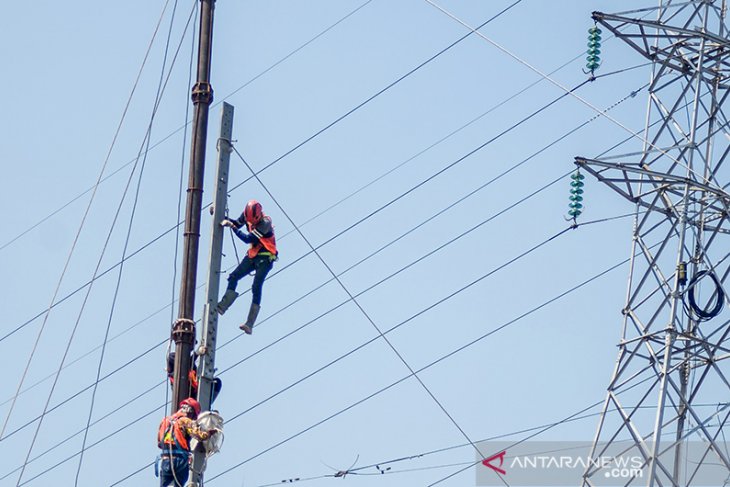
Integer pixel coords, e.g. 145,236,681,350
170,456,189,487
240,256,273,334
211,378,222,404
158,457,171,486
217,257,255,314
228,257,255,291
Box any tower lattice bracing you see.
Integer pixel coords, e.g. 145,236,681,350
577,2,730,486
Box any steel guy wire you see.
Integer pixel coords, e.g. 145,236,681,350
0,66,603,380
0,379,165,482
73,2,194,485
202,226,638,485
1,14,643,346
0,0,527,346
0,142,566,444
0,0,175,445
1,329,175,443
22,218,641,486
0,79,648,472
3,67,649,452
18,403,166,487
1,167,566,479
243,408,631,486
236,148,491,464
0,62,584,345
245,0,524,184
5,77,662,388
423,0,719,188
0,0,378,255
276,62,641,243
252,462,475,487
3,164,567,458
12,10,195,480
0,81,647,443
0,303,170,409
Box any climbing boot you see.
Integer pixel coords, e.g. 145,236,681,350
239,303,260,335
216,290,238,315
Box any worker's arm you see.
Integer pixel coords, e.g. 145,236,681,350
221,218,254,243
178,417,214,442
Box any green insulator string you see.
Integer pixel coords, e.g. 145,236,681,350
585,25,602,75
568,170,585,220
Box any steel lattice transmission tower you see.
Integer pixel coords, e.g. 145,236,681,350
576,1,730,486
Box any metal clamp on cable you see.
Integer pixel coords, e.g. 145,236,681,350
191,81,214,104
171,318,196,343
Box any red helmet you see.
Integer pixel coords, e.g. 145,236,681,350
179,397,201,417
244,199,263,225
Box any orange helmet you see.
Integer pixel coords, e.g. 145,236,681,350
179,397,201,417
244,199,263,225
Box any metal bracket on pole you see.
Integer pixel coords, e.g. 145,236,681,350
187,102,234,487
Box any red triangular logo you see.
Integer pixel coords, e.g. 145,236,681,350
482,450,506,475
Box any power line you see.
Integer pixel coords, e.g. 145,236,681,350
15,213,639,486
0,0,520,272
13,1,198,477
0,79,645,453
422,0,715,185
0,3,180,476
0,380,165,482
73,3,195,485
0,76,647,472
0,0,176,447
236,147,493,467
0,0,374,256
0,164,562,460
202,225,633,484
1,5,635,347
4,36,644,482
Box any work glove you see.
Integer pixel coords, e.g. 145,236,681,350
220,219,237,229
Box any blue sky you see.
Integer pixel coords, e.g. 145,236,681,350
0,1,668,486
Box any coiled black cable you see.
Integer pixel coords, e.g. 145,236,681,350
687,270,725,321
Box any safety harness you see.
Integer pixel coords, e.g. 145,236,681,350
155,414,190,478
247,220,278,260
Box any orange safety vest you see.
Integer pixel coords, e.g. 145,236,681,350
246,219,278,259
157,413,190,452
168,369,199,396
189,369,198,393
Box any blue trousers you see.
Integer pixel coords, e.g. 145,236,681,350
159,455,189,487
227,254,273,305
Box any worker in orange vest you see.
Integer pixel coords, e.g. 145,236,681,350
166,351,222,405
217,199,278,334
156,398,216,487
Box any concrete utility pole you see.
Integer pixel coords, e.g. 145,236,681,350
188,102,233,487
579,2,730,486
171,0,216,411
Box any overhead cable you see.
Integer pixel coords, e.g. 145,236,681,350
19,217,643,485
0,0,377,255
422,0,718,186
73,2,196,485
1,81,647,452
0,0,176,446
